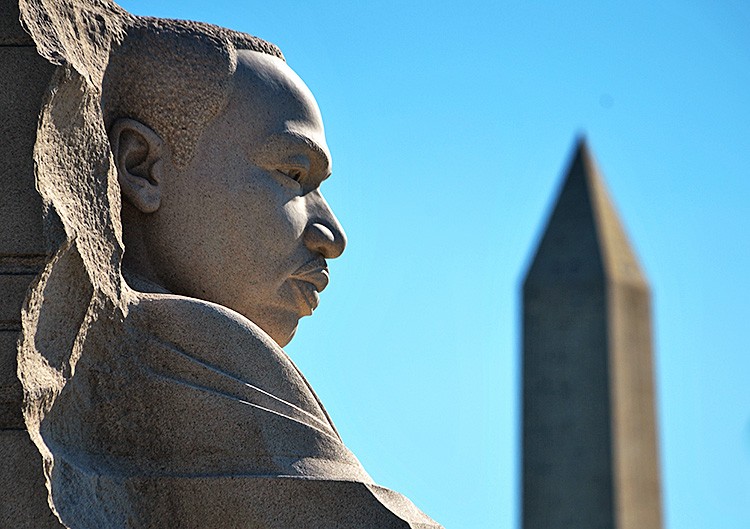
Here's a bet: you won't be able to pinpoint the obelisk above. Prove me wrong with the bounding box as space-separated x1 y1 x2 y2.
522 139 662 529
0 1 62 526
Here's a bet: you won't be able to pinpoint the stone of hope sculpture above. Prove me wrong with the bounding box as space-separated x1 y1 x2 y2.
16 1 443 527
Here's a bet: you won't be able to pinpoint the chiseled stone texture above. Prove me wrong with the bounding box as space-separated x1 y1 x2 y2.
522 140 662 529
0 2 62 526
15 1 443 527
0 45 52 426
0 269 44 428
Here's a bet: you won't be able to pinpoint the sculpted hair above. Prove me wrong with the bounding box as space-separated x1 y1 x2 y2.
102 17 284 168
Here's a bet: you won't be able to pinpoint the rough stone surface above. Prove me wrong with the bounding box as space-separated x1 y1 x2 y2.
0 430 62 528
522 140 662 529
1 2 62 526
13 1 443 527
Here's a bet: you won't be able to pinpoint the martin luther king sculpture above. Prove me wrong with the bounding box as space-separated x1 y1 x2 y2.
15 1 443 527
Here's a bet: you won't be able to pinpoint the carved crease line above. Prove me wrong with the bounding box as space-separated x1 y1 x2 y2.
141 353 339 442
150 369 342 443
145 334 337 435
52 445 366 480
281 348 343 441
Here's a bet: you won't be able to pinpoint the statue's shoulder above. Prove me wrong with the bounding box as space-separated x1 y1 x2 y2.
127 290 277 353
122 290 329 421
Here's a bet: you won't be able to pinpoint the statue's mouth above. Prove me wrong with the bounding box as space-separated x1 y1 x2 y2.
289 258 329 292
291 279 320 316
289 257 329 315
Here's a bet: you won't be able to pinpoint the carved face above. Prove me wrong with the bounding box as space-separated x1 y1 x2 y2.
122 51 346 347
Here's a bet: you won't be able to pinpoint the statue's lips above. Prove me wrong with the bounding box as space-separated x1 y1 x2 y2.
289 258 329 315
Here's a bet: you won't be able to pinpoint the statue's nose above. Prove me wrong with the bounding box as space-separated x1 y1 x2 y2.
303 194 347 259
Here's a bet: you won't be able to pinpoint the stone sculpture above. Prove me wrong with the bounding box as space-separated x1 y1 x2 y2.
15 1 443 527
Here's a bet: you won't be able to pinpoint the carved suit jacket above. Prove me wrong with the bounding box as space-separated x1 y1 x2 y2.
43 291 441 528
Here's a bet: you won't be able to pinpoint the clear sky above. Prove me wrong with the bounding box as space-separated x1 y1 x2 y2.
119 1 750 527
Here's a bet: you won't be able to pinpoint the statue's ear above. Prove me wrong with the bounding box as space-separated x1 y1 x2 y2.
110 118 165 213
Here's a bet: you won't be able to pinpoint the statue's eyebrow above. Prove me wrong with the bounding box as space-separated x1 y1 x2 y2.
260 131 332 179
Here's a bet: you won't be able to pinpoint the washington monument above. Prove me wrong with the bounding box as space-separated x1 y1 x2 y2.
522 140 662 529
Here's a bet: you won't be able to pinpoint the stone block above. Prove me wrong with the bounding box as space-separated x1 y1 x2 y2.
0 429 64 528
0 272 43 428
0 0 35 45
0 46 54 256
0 330 23 428
0 273 36 324
0 331 20 386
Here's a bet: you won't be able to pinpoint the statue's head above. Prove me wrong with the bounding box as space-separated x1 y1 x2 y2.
102 20 346 347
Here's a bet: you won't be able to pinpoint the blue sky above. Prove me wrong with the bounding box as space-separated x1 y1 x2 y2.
119 2 750 527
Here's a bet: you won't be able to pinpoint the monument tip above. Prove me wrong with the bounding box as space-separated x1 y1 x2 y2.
525 137 647 288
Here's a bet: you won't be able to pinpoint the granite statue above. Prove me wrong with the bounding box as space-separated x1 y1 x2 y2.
16 1 443 527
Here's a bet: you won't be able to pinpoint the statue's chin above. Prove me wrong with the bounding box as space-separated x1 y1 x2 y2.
228 308 300 350
271 324 297 349
121 267 300 348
